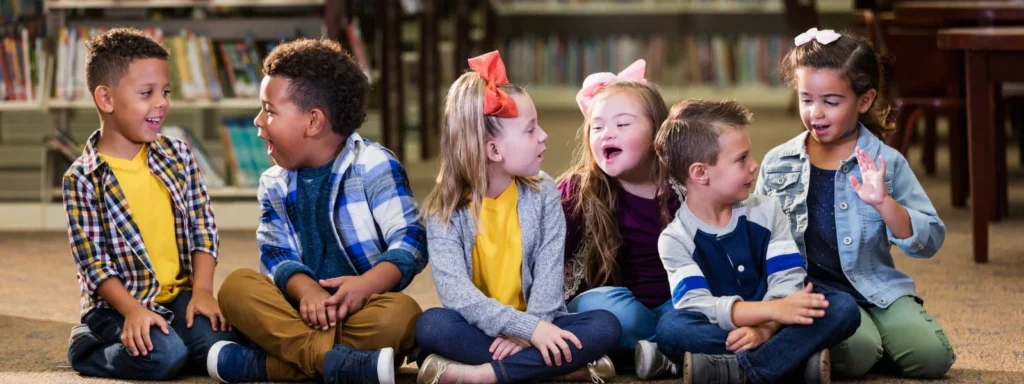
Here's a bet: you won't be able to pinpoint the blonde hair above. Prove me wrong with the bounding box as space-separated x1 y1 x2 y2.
556 81 669 288
423 71 536 227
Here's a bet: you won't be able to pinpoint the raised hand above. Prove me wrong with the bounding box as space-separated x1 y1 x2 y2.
849 147 888 208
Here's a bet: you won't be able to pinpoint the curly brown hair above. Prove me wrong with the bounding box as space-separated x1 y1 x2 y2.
263 38 368 138
86 28 168 93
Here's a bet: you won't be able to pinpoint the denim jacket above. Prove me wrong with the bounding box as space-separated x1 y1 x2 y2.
754 125 945 308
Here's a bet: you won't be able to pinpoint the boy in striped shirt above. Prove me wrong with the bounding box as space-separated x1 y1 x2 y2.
647 100 860 384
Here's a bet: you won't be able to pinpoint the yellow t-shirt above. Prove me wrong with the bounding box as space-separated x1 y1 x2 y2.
471 180 526 311
101 146 189 303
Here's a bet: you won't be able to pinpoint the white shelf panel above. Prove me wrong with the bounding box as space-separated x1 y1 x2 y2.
207 187 258 199
46 0 324 10
525 85 792 109
493 0 852 15
46 98 260 110
0 101 45 112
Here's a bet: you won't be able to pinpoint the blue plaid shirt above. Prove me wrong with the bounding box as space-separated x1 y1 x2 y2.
257 132 427 293
64 131 218 321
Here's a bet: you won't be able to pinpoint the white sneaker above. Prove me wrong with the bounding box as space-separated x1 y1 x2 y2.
635 340 680 380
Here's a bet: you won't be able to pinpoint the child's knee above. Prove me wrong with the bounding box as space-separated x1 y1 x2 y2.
370 293 422 349
890 331 956 379
139 332 188 380
218 268 264 303
582 309 623 350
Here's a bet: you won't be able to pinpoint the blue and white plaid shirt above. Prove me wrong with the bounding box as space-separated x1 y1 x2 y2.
257 132 427 292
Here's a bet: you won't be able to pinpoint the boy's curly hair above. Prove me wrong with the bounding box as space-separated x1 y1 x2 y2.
263 38 368 137
86 28 168 93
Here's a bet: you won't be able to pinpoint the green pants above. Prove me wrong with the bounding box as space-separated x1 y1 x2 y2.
830 296 956 379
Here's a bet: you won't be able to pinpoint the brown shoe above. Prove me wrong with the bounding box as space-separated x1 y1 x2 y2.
416 354 462 384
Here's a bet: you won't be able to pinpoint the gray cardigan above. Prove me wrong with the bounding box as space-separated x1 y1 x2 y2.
426 173 568 341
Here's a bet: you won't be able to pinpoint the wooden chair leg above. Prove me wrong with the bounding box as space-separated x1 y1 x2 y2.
949 109 968 207
923 109 938 175
995 98 1008 219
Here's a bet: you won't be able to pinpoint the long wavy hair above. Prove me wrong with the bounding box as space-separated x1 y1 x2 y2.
422 71 535 228
556 81 670 288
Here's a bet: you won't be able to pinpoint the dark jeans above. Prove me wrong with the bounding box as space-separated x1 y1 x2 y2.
655 289 861 384
415 308 621 384
67 290 242 380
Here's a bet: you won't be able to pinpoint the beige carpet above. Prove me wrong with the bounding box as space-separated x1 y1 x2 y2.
1 109 1022 383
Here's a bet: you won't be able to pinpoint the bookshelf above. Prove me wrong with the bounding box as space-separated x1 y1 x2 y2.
44 0 326 10
482 0 854 108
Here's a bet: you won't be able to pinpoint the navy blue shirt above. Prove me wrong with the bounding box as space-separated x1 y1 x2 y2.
287 159 356 290
806 165 866 302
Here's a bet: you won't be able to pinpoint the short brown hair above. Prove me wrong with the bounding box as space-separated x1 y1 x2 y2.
86 28 168 93
655 99 752 185
262 38 368 138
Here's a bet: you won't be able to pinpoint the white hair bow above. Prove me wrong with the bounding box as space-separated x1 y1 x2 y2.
794 28 841 46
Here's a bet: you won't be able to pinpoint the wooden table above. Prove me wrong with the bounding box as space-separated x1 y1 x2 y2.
938 27 1024 263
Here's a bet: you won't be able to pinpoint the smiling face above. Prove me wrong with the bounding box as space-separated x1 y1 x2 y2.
106 58 170 144
587 90 656 182
703 127 759 203
796 67 876 145
489 92 548 177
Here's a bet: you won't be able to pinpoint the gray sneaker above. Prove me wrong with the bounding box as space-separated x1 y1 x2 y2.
682 352 746 384
634 340 680 379
804 349 831 384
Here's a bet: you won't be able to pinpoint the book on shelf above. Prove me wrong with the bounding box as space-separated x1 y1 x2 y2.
161 126 227 189
503 33 790 89
219 117 272 188
53 27 288 103
1 0 42 24
0 27 45 102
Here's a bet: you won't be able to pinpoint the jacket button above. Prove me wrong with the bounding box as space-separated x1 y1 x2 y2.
776 177 784 184
842 166 851 173
843 237 852 245
738 265 745 272
840 202 848 210
880 299 887 305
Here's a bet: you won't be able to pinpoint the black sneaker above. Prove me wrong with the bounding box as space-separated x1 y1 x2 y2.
323 344 395 384
207 341 268 383
682 352 746 384
803 349 831 384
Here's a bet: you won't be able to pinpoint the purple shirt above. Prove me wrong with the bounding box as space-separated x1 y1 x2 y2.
560 178 681 307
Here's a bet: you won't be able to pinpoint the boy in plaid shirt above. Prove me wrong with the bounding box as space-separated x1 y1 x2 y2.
64 28 239 380
208 38 427 384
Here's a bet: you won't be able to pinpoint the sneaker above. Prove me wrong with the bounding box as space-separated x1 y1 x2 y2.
635 340 680 379
587 355 616 383
323 344 394 384
803 349 831 384
207 341 268 383
416 354 459 384
682 352 746 384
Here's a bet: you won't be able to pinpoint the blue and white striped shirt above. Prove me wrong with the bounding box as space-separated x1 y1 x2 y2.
659 194 806 331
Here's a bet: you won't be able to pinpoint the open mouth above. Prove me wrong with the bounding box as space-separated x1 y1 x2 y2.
811 124 831 134
145 116 163 129
603 147 623 161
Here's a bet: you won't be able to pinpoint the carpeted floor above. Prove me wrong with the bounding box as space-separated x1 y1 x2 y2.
1 109 1022 383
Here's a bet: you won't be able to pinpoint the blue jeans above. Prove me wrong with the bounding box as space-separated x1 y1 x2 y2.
67 290 242 380
568 286 674 352
655 289 860 384
415 308 621 383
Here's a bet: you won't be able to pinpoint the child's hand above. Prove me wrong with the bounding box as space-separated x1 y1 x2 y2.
299 289 333 330
122 307 170 357
849 147 889 208
770 283 829 325
530 321 582 367
321 276 373 324
726 326 771 352
489 336 527 361
186 289 231 332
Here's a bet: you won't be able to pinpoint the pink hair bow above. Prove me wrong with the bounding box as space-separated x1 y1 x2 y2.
576 59 648 116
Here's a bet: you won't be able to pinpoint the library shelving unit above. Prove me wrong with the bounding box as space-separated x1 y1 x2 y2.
479 0 854 109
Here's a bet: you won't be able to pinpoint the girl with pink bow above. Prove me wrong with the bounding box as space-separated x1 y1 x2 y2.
556 59 682 379
416 50 619 384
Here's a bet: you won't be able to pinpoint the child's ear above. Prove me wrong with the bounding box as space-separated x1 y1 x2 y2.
858 89 877 114
485 140 503 163
93 86 114 114
688 162 709 185
305 108 327 137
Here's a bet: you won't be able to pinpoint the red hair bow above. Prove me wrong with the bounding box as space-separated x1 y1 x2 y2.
467 51 519 118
